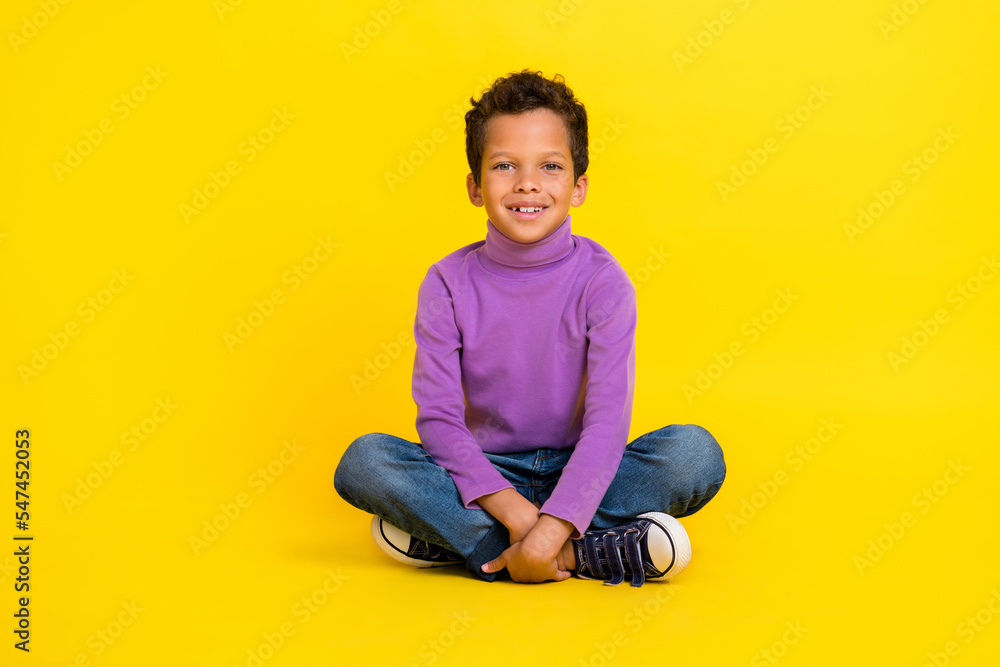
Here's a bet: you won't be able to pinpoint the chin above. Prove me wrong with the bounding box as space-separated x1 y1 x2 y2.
508 227 545 243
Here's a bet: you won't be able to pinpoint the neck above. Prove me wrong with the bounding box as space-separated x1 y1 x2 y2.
482 215 575 272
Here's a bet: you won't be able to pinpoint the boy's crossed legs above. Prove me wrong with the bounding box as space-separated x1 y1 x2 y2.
334 424 726 585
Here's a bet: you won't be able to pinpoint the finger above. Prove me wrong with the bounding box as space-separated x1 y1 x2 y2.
554 569 571 582
482 554 506 573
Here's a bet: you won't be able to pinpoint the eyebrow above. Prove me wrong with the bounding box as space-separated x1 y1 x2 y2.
487 150 567 160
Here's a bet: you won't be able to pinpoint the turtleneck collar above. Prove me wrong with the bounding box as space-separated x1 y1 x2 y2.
480 215 576 276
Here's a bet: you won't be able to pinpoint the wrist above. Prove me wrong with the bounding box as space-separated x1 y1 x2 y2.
524 514 574 558
476 488 539 539
505 510 538 541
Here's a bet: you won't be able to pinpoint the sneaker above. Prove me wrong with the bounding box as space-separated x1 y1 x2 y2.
370 516 464 568
572 512 692 587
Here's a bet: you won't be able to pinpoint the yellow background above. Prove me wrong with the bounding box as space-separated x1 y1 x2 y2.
2 0 999 665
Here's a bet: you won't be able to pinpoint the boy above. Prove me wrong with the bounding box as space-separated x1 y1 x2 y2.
335 69 725 586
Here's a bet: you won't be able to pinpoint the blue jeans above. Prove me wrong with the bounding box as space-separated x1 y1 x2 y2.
334 424 726 581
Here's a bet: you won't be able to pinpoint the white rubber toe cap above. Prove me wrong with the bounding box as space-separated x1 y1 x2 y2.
378 519 411 552
638 512 692 579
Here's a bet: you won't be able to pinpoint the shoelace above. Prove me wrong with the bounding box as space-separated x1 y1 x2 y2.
581 527 645 587
409 539 462 562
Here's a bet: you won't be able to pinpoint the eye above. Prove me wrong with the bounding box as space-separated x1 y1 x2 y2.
543 163 562 171
494 163 513 171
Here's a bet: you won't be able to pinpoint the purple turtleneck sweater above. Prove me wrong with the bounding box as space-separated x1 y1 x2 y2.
411 215 636 538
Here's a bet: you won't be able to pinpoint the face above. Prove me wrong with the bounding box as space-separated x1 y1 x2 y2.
467 108 588 244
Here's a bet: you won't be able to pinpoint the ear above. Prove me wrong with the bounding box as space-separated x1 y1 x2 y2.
571 173 589 207
466 173 484 207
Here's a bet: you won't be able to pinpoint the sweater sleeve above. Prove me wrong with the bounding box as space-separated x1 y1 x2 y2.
411 266 514 508
539 263 637 538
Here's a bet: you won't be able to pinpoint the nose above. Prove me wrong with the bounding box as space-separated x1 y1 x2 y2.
515 172 540 193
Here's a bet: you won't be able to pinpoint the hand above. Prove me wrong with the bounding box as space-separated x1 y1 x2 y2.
481 514 575 583
481 536 571 583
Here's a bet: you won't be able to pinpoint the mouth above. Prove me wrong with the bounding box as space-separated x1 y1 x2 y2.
507 206 547 221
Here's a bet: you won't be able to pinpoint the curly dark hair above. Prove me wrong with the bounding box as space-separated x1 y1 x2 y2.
465 69 589 188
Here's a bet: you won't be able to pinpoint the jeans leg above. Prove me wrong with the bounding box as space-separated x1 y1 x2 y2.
334 432 510 581
589 424 727 530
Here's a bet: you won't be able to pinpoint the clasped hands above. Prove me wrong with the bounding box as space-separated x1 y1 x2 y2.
477 489 576 583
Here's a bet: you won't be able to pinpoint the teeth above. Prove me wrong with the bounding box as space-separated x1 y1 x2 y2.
514 207 542 213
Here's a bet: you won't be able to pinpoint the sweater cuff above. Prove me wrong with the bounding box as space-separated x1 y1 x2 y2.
456 477 515 511
536 503 585 540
